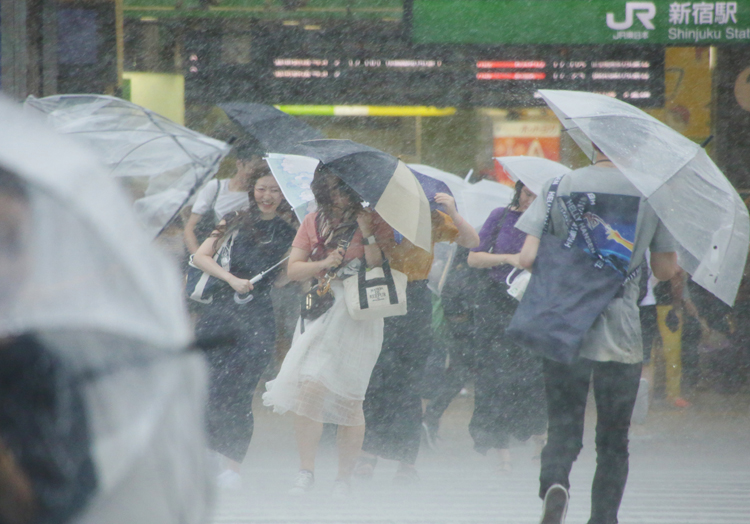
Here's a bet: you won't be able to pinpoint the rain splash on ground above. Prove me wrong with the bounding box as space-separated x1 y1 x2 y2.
208 387 750 524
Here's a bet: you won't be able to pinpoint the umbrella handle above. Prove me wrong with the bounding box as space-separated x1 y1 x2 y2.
234 292 254 304
233 272 265 304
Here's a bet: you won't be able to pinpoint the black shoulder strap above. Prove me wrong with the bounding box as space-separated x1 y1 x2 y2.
208 179 222 223
541 175 565 236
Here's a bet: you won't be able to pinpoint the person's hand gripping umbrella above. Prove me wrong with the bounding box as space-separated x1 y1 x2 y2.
233 256 290 304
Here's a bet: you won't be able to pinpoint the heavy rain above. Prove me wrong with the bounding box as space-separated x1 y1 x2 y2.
1 1 750 523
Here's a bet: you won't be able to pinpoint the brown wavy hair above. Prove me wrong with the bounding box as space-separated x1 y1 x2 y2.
310 164 362 219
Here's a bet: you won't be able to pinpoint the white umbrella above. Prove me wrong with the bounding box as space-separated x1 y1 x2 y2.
494 156 571 196
24 94 231 238
538 89 750 305
0 95 209 523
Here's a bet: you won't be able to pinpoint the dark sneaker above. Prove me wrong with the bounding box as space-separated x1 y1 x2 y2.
540 484 569 524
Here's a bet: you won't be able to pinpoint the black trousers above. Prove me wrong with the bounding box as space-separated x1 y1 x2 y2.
540 358 642 524
468 280 546 453
197 295 275 463
362 280 432 465
422 328 474 430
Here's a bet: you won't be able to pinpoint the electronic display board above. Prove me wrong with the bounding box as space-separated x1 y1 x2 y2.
185 26 664 107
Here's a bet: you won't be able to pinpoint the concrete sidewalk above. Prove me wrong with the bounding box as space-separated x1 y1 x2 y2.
209 388 750 524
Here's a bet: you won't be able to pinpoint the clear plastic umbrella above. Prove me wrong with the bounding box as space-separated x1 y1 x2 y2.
538 89 750 306
493 156 571 196
23 94 231 238
0 95 209 523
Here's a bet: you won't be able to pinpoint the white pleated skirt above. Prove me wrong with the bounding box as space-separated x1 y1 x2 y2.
262 280 384 426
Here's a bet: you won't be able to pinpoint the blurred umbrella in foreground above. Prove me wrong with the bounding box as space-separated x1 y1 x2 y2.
219 102 324 153
24 94 231 238
493 155 571 196
539 89 750 305
0 95 209 524
407 164 514 230
277 140 433 251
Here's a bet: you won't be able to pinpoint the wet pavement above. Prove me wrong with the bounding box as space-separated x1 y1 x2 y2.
210 388 750 524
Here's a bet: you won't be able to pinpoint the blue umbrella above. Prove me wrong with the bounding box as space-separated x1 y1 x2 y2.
408 167 454 213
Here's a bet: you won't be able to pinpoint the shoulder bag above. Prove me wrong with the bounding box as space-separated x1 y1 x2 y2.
343 256 408 321
299 223 358 332
506 175 639 364
185 230 237 304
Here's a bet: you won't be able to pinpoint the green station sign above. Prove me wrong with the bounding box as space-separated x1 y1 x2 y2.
123 0 402 19
412 0 750 45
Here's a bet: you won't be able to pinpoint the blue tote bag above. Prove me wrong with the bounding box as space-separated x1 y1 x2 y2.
507 176 638 365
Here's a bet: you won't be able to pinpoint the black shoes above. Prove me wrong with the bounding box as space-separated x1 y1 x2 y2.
540 484 569 524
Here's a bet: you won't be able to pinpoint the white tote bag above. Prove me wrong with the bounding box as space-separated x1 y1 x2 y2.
506 267 532 301
344 259 408 321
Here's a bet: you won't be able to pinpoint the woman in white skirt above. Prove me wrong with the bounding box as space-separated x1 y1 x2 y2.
263 167 393 497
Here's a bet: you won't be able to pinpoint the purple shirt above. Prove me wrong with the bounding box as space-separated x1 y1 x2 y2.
472 207 527 283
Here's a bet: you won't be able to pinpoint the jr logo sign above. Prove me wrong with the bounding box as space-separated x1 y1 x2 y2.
607 2 657 30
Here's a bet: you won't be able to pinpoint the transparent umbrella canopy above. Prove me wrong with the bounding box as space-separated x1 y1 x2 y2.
1 95 209 524
538 89 750 306
494 156 571 197
24 94 231 238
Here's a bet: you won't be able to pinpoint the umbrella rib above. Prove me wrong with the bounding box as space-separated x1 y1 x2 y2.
141 108 206 166
109 135 198 174
67 128 197 137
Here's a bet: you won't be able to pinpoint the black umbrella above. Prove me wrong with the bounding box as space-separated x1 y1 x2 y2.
219 103 324 153
297 139 432 251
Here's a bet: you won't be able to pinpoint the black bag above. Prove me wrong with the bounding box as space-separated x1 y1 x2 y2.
507 176 639 365
299 223 358 333
301 280 336 324
441 208 513 339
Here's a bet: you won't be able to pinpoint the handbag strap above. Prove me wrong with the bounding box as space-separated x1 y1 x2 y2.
208 179 222 223
358 254 399 309
308 222 359 290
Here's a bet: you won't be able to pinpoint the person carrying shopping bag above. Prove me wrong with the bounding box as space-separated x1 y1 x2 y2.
263 165 393 499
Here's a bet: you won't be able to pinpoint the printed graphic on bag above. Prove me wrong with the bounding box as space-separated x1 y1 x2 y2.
367 285 391 306
571 193 640 277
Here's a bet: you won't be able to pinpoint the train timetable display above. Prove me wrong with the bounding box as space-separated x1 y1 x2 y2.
185 28 664 108
471 51 663 105
267 47 664 107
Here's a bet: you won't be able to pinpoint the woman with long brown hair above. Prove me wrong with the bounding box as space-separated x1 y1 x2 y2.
263 165 393 499
192 165 297 489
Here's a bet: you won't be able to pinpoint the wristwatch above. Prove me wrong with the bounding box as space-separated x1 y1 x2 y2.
362 235 377 246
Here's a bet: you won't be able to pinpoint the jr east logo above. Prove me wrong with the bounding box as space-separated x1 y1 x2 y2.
607 2 657 40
